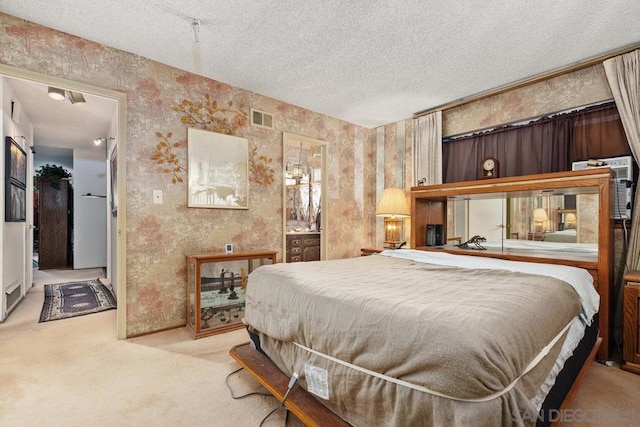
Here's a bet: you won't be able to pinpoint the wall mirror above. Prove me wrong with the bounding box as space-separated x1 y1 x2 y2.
282 133 327 263
446 190 599 248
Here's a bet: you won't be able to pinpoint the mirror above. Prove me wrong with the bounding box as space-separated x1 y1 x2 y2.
282 133 327 263
447 191 599 246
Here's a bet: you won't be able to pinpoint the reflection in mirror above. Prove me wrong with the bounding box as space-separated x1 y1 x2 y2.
283 133 327 263
446 192 599 248
285 144 322 232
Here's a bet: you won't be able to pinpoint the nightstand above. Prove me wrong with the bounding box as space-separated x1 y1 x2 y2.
622 271 640 375
360 248 383 256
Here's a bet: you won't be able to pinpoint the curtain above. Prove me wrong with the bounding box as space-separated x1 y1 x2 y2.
443 116 572 183
571 103 630 161
604 49 640 271
413 111 442 185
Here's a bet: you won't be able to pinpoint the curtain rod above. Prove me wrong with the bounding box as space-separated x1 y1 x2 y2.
413 42 640 119
445 100 615 140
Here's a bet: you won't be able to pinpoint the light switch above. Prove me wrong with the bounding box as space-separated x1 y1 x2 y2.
153 189 163 204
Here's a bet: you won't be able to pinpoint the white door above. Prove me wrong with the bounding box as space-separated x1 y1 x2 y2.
467 198 506 242
25 140 34 293
1 136 31 321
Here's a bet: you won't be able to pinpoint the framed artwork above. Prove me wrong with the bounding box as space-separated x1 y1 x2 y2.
8 184 26 221
6 136 26 186
5 137 27 222
187 128 249 209
110 145 118 216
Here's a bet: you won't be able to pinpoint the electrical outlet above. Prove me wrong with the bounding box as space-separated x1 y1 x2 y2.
153 189 163 204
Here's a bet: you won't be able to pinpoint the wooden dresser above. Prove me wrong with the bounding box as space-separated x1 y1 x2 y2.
286 233 321 263
623 271 640 375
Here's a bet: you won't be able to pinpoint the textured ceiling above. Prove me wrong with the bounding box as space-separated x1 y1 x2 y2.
1 1 640 128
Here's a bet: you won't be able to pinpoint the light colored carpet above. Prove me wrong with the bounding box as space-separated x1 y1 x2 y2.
1 268 640 426
0 268 288 426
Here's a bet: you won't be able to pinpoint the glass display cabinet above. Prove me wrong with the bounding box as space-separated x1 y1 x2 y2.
186 250 277 339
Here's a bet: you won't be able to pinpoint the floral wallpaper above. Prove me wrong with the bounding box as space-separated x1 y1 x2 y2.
0 13 375 336
443 64 613 137
0 12 620 336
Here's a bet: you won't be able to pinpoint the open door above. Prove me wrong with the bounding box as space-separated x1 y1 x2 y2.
1 134 32 321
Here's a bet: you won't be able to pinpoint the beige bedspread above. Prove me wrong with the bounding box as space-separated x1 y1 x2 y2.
244 254 582 426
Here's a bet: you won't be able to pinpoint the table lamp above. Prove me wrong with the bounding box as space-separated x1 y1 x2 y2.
376 188 410 248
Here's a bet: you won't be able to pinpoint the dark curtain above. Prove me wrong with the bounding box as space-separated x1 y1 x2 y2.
443 115 572 183
572 104 630 161
443 102 630 183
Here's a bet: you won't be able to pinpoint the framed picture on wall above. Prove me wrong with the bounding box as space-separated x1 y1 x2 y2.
110 145 118 216
5 137 27 222
7 183 26 222
6 136 26 186
187 128 249 209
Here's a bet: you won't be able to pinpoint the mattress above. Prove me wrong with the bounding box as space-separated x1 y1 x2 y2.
244 250 599 426
482 238 596 253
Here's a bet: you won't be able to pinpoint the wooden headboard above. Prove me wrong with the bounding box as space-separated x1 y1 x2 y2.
410 169 614 361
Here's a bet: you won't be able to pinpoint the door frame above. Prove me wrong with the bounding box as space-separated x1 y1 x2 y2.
282 132 328 262
0 63 128 339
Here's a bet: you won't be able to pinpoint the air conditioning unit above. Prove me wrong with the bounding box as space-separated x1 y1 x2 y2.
572 155 634 219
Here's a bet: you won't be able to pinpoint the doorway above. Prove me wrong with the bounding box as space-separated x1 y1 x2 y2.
282 133 328 262
0 63 127 339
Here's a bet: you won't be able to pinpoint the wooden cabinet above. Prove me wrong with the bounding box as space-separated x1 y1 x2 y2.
622 271 640 375
286 233 320 263
410 169 613 361
38 180 71 269
186 250 277 339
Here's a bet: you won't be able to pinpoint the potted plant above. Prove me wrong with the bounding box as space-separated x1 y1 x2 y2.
34 164 72 190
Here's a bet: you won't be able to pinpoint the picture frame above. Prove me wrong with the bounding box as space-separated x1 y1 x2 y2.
187 128 249 209
5 137 27 222
109 145 118 216
6 136 26 186
7 183 26 222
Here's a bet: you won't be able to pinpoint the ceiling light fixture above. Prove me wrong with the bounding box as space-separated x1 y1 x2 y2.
67 91 86 105
48 86 87 105
190 18 201 43
48 86 66 101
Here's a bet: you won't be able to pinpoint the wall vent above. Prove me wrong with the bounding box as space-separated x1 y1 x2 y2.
6 283 22 313
251 109 274 129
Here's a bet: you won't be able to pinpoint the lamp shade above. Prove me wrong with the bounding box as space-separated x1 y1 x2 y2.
564 213 577 228
533 208 548 221
376 188 410 218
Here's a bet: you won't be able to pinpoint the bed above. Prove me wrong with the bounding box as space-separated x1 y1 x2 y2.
241 249 600 426
481 237 596 253
542 229 578 244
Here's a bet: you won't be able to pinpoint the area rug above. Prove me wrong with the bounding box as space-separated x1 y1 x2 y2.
39 279 117 323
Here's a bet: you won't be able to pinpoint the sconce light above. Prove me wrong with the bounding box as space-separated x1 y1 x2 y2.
94 137 115 146
533 208 548 232
376 188 410 248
